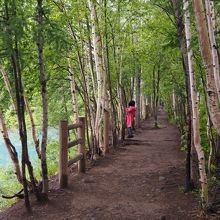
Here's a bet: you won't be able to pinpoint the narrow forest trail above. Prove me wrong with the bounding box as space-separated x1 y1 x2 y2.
1 110 203 220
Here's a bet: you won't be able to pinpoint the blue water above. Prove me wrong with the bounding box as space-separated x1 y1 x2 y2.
0 127 58 168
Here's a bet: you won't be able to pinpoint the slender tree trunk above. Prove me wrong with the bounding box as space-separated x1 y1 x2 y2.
37 0 48 196
172 90 177 119
171 0 194 190
66 15 96 157
69 60 93 153
11 53 30 210
69 62 79 120
84 71 92 152
119 74 126 141
0 110 22 183
104 0 117 147
0 65 17 112
23 92 41 158
207 117 216 175
5 0 41 210
86 15 97 110
184 0 208 206
115 56 123 141
67 18 95 156
200 69 216 178
75 33 96 158
205 0 220 100
88 0 106 153
117 39 126 140
141 81 146 120
15 39 41 206
110 4 126 142
100 31 108 150
150 95 153 116
153 65 156 126
155 66 160 127
192 0 220 136
135 69 141 128
153 65 160 128
0 65 40 158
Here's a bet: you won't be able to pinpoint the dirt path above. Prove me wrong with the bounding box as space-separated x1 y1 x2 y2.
0 111 202 220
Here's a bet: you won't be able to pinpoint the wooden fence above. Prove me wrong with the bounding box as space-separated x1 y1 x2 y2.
59 117 86 188
58 107 151 188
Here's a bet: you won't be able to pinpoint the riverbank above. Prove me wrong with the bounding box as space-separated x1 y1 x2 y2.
0 140 64 210
0 127 59 168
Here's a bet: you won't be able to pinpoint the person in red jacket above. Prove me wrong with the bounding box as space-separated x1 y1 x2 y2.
125 100 136 138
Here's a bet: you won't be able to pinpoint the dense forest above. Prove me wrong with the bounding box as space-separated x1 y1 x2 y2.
1 0 220 213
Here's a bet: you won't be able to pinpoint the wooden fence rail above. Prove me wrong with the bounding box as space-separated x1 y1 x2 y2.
59 117 86 188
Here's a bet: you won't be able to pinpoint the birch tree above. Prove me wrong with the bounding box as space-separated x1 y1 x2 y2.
170 0 194 190
135 70 141 128
23 92 41 158
0 65 17 112
69 61 79 121
88 0 107 154
37 0 48 196
153 64 161 128
0 110 22 184
3 0 41 210
204 0 220 101
192 0 220 136
184 0 208 206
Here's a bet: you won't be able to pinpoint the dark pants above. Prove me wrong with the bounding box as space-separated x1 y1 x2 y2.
128 127 133 137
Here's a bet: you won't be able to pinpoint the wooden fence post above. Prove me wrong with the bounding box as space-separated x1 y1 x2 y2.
104 109 110 155
59 120 68 188
78 117 86 173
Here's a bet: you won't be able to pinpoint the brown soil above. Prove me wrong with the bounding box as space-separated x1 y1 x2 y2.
0 111 210 219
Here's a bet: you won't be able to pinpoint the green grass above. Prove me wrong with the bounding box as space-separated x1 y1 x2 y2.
0 140 78 211
0 166 22 210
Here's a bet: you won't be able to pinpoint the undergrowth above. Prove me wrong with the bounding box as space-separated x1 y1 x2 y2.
0 140 77 211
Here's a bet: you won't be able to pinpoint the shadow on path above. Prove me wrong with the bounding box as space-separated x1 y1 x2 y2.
0 110 202 220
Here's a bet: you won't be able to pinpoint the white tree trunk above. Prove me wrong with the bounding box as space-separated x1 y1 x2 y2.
172 90 176 119
135 72 141 128
88 0 106 151
205 0 220 101
37 0 48 194
150 94 153 116
207 117 215 176
23 92 40 158
0 65 17 112
172 90 177 119
193 0 220 137
140 80 146 120
118 83 123 140
69 61 79 121
119 58 125 140
0 110 22 183
184 0 208 205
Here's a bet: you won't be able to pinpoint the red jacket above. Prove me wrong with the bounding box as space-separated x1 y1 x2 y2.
125 106 136 128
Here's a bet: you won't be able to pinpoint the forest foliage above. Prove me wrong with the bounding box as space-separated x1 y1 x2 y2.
0 0 220 211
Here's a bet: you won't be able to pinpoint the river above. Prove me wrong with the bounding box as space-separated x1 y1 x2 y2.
0 127 58 168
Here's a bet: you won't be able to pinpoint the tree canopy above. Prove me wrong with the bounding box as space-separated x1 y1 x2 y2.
0 0 220 212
